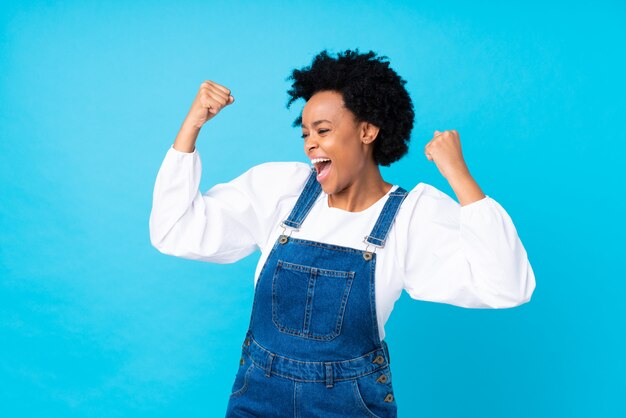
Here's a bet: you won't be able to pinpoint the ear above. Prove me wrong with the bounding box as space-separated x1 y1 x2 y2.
361 121 380 144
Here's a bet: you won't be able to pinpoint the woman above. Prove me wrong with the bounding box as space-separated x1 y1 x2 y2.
149 49 536 417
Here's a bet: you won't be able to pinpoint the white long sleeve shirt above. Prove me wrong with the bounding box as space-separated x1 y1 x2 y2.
149 146 536 340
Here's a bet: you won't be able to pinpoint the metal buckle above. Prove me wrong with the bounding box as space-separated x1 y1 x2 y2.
362 236 384 260
363 236 384 251
363 236 385 249
280 222 299 236
279 222 298 244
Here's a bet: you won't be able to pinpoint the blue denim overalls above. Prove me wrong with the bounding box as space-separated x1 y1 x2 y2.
226 166 408 417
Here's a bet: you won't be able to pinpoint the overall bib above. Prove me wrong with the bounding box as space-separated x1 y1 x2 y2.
226 167 408 417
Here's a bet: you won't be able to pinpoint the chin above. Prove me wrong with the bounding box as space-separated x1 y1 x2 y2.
319 181 335 195
322 180 344 197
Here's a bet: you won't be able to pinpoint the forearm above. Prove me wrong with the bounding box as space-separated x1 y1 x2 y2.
447 170 486 206
173 121 201 153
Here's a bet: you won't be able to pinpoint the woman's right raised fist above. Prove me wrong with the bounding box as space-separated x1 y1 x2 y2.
184 80 235 129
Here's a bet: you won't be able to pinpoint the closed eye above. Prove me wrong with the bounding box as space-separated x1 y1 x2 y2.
301 129 330 139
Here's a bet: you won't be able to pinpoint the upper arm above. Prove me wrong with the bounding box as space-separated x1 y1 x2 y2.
399 184 535 308
149 150 311 264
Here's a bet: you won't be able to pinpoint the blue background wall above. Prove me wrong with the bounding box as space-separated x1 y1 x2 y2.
1 1 624 417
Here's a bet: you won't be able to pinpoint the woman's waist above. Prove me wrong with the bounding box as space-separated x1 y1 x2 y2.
241 332 391 382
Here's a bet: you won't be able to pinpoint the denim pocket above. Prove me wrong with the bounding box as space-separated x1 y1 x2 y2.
229 351 254 398
352 367 397 418
271 260 355 341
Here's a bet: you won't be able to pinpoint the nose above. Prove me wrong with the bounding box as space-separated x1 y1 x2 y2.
304 135 318 154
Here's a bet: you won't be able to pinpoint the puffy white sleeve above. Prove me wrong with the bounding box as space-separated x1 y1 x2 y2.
149 146 311 264
398 183 536 308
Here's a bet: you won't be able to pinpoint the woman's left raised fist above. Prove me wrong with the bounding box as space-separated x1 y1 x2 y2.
424 130 470 181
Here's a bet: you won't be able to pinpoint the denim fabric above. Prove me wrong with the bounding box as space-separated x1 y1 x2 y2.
226 167 408 417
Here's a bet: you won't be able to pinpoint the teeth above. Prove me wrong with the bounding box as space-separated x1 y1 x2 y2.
311 158 331 165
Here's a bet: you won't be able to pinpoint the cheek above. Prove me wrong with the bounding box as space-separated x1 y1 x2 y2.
331 154 362 180
326 136 364 172
339 145 367 167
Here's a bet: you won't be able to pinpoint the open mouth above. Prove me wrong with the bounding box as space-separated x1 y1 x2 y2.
312 158 332 181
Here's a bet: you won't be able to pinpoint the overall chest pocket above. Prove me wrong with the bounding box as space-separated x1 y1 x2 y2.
271 260 355 341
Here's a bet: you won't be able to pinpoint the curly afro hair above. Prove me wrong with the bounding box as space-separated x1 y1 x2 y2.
286 48 414 167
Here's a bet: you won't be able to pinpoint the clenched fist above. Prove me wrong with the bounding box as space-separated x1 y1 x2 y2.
184 80 235 129
424 129 486 206
173 80 235 153
424 130 470 181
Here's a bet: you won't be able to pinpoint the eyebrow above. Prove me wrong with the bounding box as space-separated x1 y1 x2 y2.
301 119 332 129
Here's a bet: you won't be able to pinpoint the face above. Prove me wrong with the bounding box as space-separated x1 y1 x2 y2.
301 90 377 195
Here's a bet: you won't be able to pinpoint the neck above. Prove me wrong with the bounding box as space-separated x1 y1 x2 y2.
328 165 393 212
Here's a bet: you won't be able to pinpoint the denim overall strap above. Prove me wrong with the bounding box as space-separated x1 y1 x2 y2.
280 167 321 230
363 187 408 248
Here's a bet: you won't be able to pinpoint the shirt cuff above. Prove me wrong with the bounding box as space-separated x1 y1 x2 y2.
461 194 489 207
459 195 492 216
458 195 512 228
169 144 197 155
